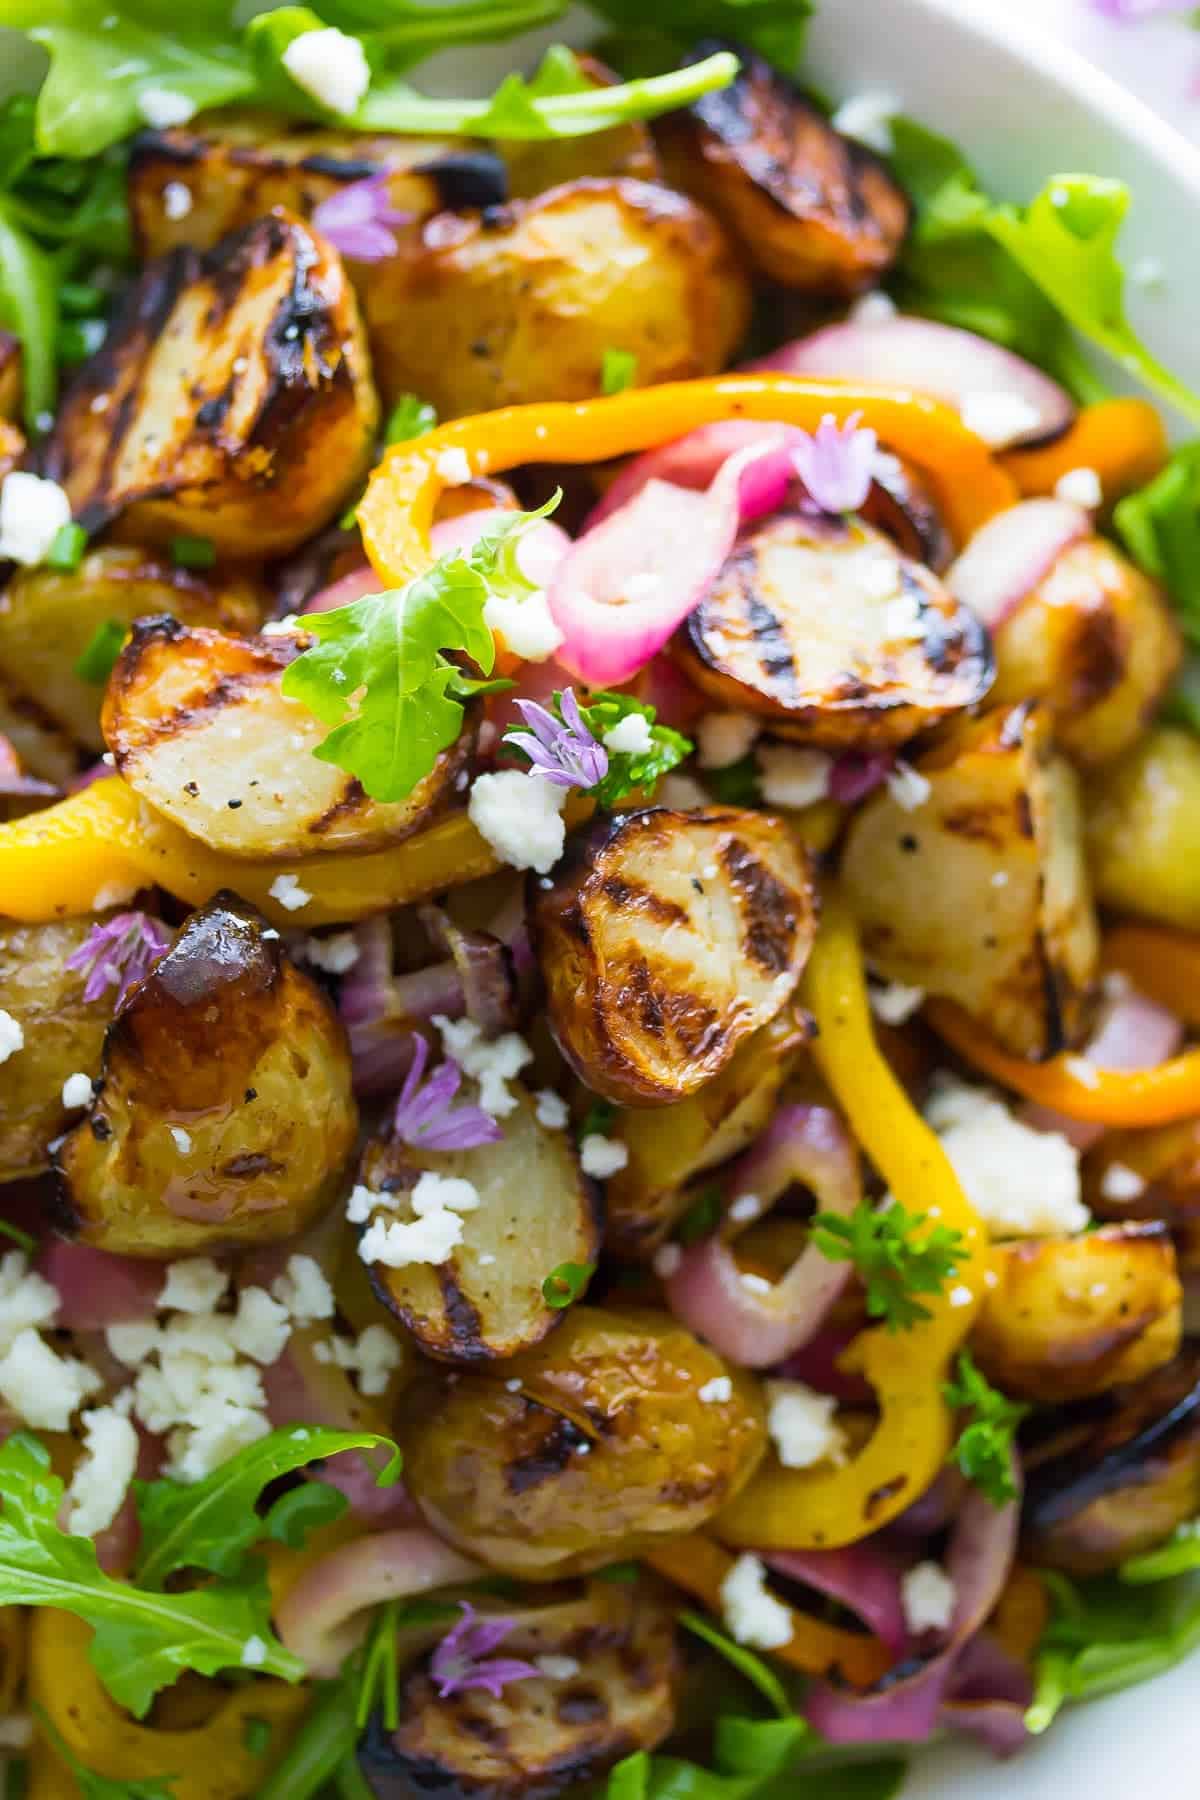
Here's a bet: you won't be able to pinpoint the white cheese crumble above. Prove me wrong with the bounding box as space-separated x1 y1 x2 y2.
831 89 900 154
268 873 312 912
757 744 832 810
484 587 564 663
534 1089 569 1131
925 1074 1089 1238
886 761 931 812
347 1182 389 1225
302 931 360 975
161 180 193 221
0 1009 23 1064
1054 466 1103 509
61 1072 93 1109
241 1635 269 1668
280 28 370 116
434 448 472 486
728 1193 763 1224
697 1375 733 1404
159 1257 227 1316
695 711 760 770
902 1560 957 1636
0 1329 101 1431
0 1718 32 1749
535 1654 581 1681
580 1133 629 1179
468 770 567 875
230 1286 292 1366
321 1324 403 1396
359 1208 463 1269
137 87 195 129
169 1127 192 1154
869 981 926 1026
434 1014 533 1119
652 1243 682 1279
720 1553 793 1650
658 772 709 810
959 391 1042 448
1099 1162 1147 1203
848 290 898 325
0 472 72 567
270 1254 335 1325
741 1272 771 1296
412 1170 481 1215
604 712 654 755
764 1380 847 1470
0 1253 58 1355
67 1404 139 1537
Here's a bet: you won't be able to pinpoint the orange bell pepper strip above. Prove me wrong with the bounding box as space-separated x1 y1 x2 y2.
716 891 989 1551
999 398 1167 505
1103 922 1200 1032
643 1534 891 1688
926 995 1200 1127
358 375 1017 588
990 1566 1049 1668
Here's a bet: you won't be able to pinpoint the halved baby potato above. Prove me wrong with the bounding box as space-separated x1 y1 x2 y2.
359 1085 599 1364
46 210 377 558
841 702 1099 1059
0 676 78 785
530 806 818 1107
0 916 112 1180
1086 727 1200 932
102 618 474 860
53 893 357 1257
658 42 910 293
673 514 993 750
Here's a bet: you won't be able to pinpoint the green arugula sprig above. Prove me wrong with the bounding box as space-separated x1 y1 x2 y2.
810 1199 967 1332
1114 442 1200 645
32 1706 175 1800
584 0 813 77
942 1351 1028 1507
1027 1565 1200 1735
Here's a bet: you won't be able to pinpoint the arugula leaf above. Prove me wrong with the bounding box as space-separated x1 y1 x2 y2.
1027 1567 1200 1734
584 0 813 75
574 690 692 807
0 1434 303 1717
811 1199 967 1332
1121 1520 1200 1585
1114 442 1200 641
942 1350 1028 1506
677 1610 794 1720
607 1716 807 1800
135 1424 400 1589
263 1480 350 1550
0 197 58 428
32 1707 176 1800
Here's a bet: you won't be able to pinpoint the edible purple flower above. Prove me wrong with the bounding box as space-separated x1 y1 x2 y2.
792 412 879 516
393 1033 501 1151
311 174 410 262
505 689 609 791
1090 0 1193 17
66 911 172 1006
429 1603 540 1700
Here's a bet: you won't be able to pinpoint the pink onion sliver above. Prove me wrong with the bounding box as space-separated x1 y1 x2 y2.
429 507 572 590
775 1324 873 1405
1020 986 1184 1151
584 421 805 529
946 498 1090 629
317 1449 421 1527
301 563 384 615
764 1546 908 1657
37 1239 163 1329
277 1528 484 1675
828 751 894 807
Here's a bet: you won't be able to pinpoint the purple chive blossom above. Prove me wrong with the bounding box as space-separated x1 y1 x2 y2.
66 911 172 1006
505 689 608 791
311 174 410 262
393 1033 501 1151
1090 0 1193 16
792 412 880 517
429 1604 540 1700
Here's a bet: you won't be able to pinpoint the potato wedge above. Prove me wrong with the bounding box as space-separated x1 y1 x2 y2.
500 56 661 200
990 538 1181 768
970 1222 1182 1403
358 1086 599 1364
403 1306 765 1576
0 332 20 422
46 211 377 558
1086 726 1200 931
0 917 112 1180
0 547 268 753
53 892 357 1256
531 806 818 1107
0 676 78 786
103 617 473 860
658 42 909 293
361 177 750 417
673 513 992 749
841 703 1099 1058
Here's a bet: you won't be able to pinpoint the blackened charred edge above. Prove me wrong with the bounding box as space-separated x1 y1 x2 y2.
415 150 508 212
599 874 690 927
128 127 207 170
308 776 370 837
506 1407 591 1495
430 1263 489 1362
298 150 383 182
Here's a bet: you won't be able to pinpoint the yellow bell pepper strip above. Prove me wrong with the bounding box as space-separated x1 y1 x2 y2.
1103 922 1200 1032
926 995 1200 1128
358 375 1018 589
643 1534 891 1688
716 891 989 1551
999 398 1167 506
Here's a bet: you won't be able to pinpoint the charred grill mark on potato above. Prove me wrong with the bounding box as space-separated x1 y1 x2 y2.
530 808 817 1108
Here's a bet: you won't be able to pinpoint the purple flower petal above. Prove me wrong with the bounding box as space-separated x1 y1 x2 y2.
791 412 880 517
1090 0 1193 15
393 1035 501 1151
312 174 410 264
66 912 171 1007
429 1604 540 1700
505 689 609 793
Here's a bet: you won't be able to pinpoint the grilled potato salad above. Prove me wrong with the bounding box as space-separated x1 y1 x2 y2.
1086 726 1200 930
0 916 111 1179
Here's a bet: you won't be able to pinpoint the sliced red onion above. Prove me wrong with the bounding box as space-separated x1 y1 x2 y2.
747 316 1074 450
418 905 517 1041
301 562 384 616
429 506 571 589
774 1323 874 1405
0 733 56 804
665 1105 859 1368
886 1468 967 1544
941 1632 1033 1756
37 1239 163 1329
338 917 463 1098
584 422 806 530
946 499 1090 630
765 1545 908 1658
1020 985 1184 1151
828 751 895 807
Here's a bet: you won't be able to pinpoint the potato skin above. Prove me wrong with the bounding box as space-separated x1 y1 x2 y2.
970 1222 1182 1404
841 702 1100 1059
403 1306 766 1576
53 892 357 1257
0 917 112 1180
658 42 909 293
361 178 750 417
531 807 818 1108
1086 727 1200 931
46 210 377 558
0 676 78 785
673 513 993 749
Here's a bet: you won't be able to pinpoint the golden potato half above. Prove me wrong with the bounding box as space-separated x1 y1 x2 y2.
0 916 112 1180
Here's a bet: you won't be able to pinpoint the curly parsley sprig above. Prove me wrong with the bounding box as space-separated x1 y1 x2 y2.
943 1350 1029 1507
810 1199 967 1332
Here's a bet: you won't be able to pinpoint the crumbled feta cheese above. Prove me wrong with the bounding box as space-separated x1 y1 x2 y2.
268 873 311 912
765 1380 847 1470
468 770 567 875
106 1321 161 1366
720 1554 793 1650
580 1133 629 1179
959 391 1042 448
902 1560 956 1635
0 1010 22 1064
0 1329 101 1431
301 932 360 975
757 744 832 810
347 1182 391 1225
925 1075 1088 1237
434 1014 533 1119
241 1635 269 1668
698 1376 733 1404
169 1126 192 1154
359 1208 463 1269
728 1194 763 1224
478 1253 496 1266
137 87 195 129
535 1654 581 1680
162 180 193 221
652 1243 682 1279
67 1404 139 1537
270 1254 335 1325
434 447 472 486
280 27 370 115
0 472 72 567
159 1257 227 1316
848 290 898 325
412 1170 481 1215
741 1272 771 1295
484 587 564 662
831 89 900 153
886 761 931 811
162 1389 271 1483
1100 1162 1147 1203
604 712 654 755
230 1286 292 1365
658 773 709 810
61 1072 93 1109
326 1323 402 1397
534 1089 569 1131
1054 466 1103 509
696 711 759 770
0 1253 59 1357
869 981 926 1026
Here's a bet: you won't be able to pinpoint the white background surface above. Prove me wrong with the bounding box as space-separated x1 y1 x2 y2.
1006 0 1198 141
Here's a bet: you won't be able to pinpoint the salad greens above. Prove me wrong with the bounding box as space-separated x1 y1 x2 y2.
608 1717 907 1800
1028 1567 1200 1735
677 1611 795 1720
943 1351 1028 1506
810 1200 967 1332
584 0 812 76
1115 441 1200 642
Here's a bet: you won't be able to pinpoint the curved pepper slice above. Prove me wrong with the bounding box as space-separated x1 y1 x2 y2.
716 891 988 1551
999 398 1167 505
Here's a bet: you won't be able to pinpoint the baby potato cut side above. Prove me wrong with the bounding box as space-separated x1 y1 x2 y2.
0 916 112 1180
103 617 472 860
46 210 377 558
530 807 818 1107
53 892 357 1256
1086 726 1200 931
841 702 1099 1059
359 1086 599 1364
402 1306 766 1577
673 513 993 750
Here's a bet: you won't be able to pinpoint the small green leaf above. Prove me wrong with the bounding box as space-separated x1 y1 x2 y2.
942 1350 1028 1506
1121 1520 1200 1584
541 1261 595 1308
812 1199 967 1332
385 393 438 445
580 1098 617 1138
679 1611 794 1720
74 618 127 685
1115 444 1200 643
356 1599 400 1731
45 520 88 572
594 1560 641 1583
0 1217 36 1254
170 534 216 571
601 348 638 395
573 690 692 808
0 197 58 431
705 754 762 807
263 1480 349 1549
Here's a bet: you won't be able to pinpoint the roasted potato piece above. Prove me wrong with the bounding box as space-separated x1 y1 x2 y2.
673 514 992 749
361 178 750 417
46 211 377 558
989 538 1181 768
362 1580 679 1800
1023 1351 1200 1573
0 677 79 786
0 332 20 422
0 917 111 1180
970 1222 1181 1404
841 703 1099 1059
53 893 357 1256
103 617 472 860
403 1306 766 1576
0 547 268 754
658 42 909 293
531 807 817 1108
500 56 661 200
359 1086 599 1364
1086 1121 1200 1250
1086 727 1200 931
